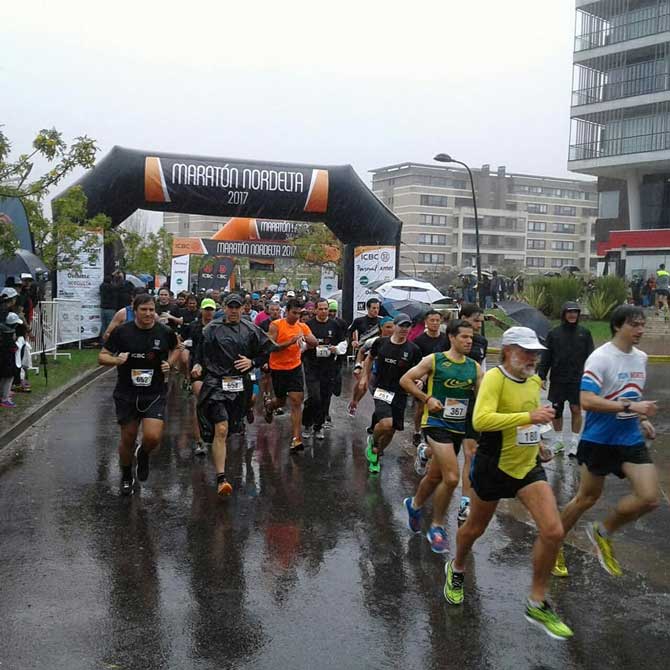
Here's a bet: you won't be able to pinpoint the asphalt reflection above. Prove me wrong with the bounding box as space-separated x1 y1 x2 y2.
0 366 668 669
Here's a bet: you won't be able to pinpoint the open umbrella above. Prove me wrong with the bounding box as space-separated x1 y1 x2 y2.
371 278 446 303
380 299 430 321
497 300 551 342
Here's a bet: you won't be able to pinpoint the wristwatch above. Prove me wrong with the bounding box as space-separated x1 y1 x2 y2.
621 400 632 412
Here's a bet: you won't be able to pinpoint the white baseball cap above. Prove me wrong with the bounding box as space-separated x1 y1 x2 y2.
1 287 18 300
501 326 546 350
286 290 296 297
5 312 22 326
20 273 33 280
271 295 281 303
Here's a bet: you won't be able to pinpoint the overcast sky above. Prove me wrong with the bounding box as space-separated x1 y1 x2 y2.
2 0 587 205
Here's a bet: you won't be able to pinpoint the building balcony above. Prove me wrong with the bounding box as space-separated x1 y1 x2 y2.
575 2 670 53
570 128 670 160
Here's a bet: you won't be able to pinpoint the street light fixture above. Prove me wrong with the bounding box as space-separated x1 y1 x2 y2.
433 153 482 302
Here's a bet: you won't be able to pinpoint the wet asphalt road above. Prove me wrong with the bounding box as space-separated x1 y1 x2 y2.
0 366 669 670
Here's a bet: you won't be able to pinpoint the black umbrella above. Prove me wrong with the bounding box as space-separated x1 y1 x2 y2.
497 300 551 342
0 249 49 285
380 299 430 321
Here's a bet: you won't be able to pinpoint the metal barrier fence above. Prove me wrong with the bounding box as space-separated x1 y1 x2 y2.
29 299 83 365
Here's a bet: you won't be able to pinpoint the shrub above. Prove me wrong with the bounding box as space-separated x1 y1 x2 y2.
586 290 618 320
522 282 548 311
593 276 628 308
544 277 583 319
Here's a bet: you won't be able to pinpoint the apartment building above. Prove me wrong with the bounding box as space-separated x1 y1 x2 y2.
370 163 597 277
569 0 670 276
163 213 228 238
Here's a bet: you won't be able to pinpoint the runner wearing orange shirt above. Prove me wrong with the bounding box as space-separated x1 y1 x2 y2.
265 299 318 452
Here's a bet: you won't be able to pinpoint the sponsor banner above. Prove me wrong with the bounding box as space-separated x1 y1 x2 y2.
145 156 329 215
170 255 190 294
212 217 310 241
353 245 396 317
172 237 296 259
198 256 234 291
56 231 104 339
320 266 338 298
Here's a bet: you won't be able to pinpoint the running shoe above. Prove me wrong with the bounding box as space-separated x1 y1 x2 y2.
120 476 135 496
412 432 422 448
443 560 464 605
324 417 333 429
314 428 325 440
414 442 429 476
246 407 255 424
347 402 357 417
194 442 207 457
263 396 274 424
586 522 622 576
457 498 471 527
135 444 150 482
366 435 380 474
274 408 285 416
403 497 422 533
525 600 573 640
426 525 448 554
302 429 312 440
551 547 569 578
0 399 16 408
290 438 304 453
217 478 233 497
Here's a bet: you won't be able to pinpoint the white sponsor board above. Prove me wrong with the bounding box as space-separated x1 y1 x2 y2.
320 266 338 298
170 255 190 294
353 245 396 317
56 231 104 339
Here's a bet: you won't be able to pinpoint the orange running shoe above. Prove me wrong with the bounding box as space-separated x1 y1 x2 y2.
217 478 233 497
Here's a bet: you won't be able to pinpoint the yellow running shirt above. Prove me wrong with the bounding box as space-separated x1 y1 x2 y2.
472 366 542 479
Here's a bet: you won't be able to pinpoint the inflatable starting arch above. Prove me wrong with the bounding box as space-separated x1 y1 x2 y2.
53 146 402 320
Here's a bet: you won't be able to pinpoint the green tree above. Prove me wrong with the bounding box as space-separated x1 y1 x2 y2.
119 226 173 276
0 126 98 199
28 186 112 275
292 223 342 273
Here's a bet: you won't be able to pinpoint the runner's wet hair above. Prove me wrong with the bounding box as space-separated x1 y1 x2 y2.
460 303 482 319
286 298 303 312
366 297 381 308
610 304 645 335
447 319 473 338
133 293 156 311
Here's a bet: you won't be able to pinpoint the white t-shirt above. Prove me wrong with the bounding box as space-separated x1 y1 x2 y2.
580 341 647 446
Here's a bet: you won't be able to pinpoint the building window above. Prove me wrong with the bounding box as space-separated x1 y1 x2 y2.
526 257 546 268
598 191 620 219
528 221 547 232
429 177 449 187
417 233 447 245
527 239 546 249
551 258 574 268
452 180 467 189
581 207 598 217
455 197 474 208
549 222 576 234
527 203 548 214
551 240 575 251
555 205 576 216
420 195 450 207
419 253 446 264
419 214 448 226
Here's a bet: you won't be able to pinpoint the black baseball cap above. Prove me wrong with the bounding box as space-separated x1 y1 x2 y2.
224 293 243 307
393 313 412 326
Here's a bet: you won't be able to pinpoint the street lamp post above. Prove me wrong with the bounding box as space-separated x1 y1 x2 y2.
433 153 482 304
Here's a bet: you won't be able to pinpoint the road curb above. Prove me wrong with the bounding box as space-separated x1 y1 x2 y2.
0 365 111 452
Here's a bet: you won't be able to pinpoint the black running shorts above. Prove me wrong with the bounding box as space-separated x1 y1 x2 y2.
271 365 304 398
113 390 167 425
422 426 463 455
470 453 547 502
373 395 407 432
577 440 652 479
197 389 245 443
548 382 581 414
464 402 480 441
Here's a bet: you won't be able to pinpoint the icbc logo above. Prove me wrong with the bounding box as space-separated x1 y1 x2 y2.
381 251 391 262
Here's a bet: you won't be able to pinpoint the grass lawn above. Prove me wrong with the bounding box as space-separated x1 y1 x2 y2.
0 348 101 434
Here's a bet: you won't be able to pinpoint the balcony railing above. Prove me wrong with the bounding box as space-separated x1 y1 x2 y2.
569 129 670 160
572 70 670 106
575 12 670 52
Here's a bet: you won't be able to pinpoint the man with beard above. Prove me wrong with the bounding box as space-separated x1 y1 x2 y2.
301 299 347 440
191 294 275 496
443 327 572 641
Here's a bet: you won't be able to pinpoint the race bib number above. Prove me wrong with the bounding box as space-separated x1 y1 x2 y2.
131 369 154 387
517 424 541 447
374 387 395 404
222 376 244 392
316 345 331 358
183 339 193 348
443 398 468 420
250 371 258 382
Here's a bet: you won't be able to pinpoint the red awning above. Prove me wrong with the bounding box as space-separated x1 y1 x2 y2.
597 229 670 256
